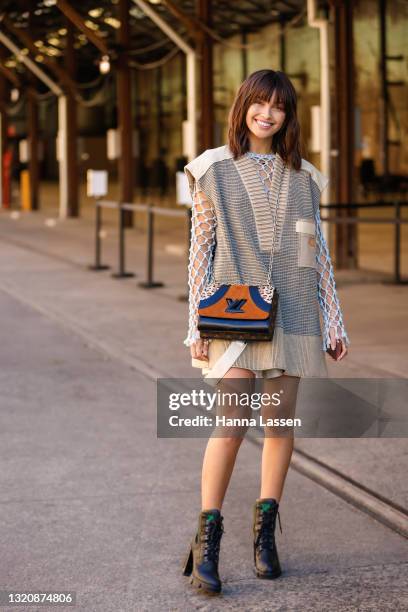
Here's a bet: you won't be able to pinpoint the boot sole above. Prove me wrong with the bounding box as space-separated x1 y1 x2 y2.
254 568 282 580
189 575 221 595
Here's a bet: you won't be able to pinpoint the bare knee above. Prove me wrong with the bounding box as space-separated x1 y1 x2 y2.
216 435 245 450
263 426 295 439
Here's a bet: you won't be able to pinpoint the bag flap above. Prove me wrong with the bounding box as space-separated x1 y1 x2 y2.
198 285 272 320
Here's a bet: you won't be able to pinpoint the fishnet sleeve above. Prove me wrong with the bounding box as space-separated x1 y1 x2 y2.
183 182 217 347
314 204 351 351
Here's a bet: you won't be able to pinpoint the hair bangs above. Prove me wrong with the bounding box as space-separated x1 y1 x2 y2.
248 73 287 109
227 69 303 170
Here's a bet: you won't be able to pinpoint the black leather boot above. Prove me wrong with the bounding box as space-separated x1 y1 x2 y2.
182 508 225 595
253 498 283 579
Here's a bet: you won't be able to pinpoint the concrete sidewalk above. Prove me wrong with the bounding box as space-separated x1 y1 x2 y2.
1 282 407 611
0 208 407 610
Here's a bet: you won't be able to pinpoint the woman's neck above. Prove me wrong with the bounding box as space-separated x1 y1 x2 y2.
247 134 273 154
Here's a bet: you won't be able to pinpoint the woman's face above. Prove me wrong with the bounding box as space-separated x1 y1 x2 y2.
245 91 286 142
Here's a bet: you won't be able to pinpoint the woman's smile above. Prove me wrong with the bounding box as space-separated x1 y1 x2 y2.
254 118 276 130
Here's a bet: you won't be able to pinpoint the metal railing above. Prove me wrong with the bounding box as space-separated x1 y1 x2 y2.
320 201 408 284
88 199 190 289
89 199 407 287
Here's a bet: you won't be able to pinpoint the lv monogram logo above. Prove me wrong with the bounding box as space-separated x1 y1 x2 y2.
225 298 246 313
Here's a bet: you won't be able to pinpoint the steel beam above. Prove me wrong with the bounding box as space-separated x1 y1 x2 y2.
132 0 198 160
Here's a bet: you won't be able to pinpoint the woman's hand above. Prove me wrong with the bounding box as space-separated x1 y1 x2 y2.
328 327 348 361
190 338 210 361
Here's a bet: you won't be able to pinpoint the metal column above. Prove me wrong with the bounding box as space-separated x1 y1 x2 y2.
65 19 79 217
27 89 39 210
334 0 357 269
117 0 134 227
197 0 214 150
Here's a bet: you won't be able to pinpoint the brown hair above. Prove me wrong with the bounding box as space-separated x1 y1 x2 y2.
227 69 303 171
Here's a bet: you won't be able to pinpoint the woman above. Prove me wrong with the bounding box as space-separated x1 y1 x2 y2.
181 69 350 595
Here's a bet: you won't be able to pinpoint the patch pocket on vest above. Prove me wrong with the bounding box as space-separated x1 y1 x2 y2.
296 218 317 269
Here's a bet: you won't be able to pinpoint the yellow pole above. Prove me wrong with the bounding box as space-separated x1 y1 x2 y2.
21 169 31 210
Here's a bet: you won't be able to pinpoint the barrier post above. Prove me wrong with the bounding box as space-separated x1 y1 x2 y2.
20 169 31 211
89 200 110 271
138 202 164 288
112 203 135 279
394 201 401 284
393 201 408 285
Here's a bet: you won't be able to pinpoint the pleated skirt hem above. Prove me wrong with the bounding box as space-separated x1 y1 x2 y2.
191 326 329 379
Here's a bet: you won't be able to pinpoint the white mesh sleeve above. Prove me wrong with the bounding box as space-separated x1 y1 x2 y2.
183 183 217 347
314 204 351 351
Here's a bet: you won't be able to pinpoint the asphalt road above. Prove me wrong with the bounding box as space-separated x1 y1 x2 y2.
0 283 407 611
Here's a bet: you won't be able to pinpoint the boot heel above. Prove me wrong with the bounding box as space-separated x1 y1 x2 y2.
182 544 193 576
183 509 224 595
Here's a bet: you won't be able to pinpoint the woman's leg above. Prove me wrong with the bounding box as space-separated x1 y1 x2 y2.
259 374 300 501
201 367 254 510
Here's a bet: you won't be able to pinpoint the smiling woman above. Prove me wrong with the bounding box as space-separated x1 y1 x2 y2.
181 68 350 597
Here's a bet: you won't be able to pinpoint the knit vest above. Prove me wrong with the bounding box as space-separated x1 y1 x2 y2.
184 144 330 341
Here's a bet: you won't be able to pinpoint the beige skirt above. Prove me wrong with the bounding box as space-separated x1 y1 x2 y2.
191 326 328 379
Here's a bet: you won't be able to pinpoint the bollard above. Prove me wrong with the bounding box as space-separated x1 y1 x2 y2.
393 201 408 285
138 203 164 288
394 201 401 284
89 201 110 271
20 170 31 211
112 204 135 279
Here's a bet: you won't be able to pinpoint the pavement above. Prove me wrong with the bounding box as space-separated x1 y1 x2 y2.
0 204 407 611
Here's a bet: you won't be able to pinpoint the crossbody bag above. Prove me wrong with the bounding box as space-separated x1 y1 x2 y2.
197 158 281 342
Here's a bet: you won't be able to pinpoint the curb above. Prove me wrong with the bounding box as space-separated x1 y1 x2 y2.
249 438 408 538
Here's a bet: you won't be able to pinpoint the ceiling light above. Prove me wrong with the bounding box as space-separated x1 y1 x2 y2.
130 7 144 18
104 17 121 29
89 8 104 18
10 88 19 102
99 55 111 74
85 20 99 31
47 47 62 56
